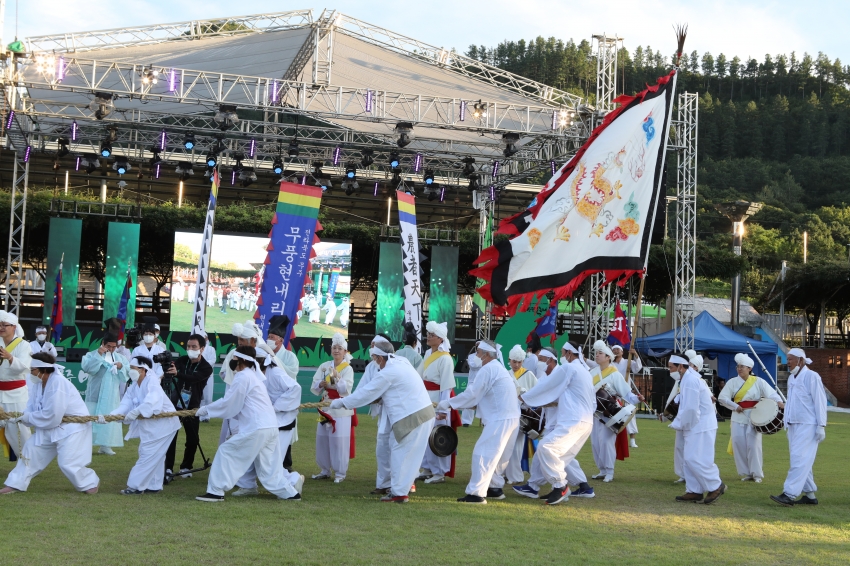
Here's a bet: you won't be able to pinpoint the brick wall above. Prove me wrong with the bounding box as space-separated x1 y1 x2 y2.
806 349 850 406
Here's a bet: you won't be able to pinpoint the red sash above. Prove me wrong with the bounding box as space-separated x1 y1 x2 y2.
615 429 630 461
0 380 26 391
322 389 357 459
738 400 758 409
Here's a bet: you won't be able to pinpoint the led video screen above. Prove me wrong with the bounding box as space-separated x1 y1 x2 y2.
294 240 352 339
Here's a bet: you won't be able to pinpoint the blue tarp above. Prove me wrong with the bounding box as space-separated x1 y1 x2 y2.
636 311 779 383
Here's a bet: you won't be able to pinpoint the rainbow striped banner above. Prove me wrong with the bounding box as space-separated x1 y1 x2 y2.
396 190 422 342
255 182 323 344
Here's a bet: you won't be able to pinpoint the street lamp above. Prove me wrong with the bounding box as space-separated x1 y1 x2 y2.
715 200 763 329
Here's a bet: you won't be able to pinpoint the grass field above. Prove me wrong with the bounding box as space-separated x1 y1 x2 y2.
2 414 849 565
169 299 261 334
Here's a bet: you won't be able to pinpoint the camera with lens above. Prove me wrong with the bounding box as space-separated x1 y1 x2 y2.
153 350 174 367
153 350 180 405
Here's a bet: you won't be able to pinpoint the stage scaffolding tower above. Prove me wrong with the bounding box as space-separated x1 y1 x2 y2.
673 92 698 353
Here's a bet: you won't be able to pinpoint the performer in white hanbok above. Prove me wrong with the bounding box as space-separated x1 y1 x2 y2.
589 341 642 482
231 343 302 496
82 334 128 455
417 320 459 484
461 342 481 426
0 311 33 460
354 335 395 495
438 340 519 503
195 347 303 502
310 333 355 483
106 356 180 494
504 345 537 484
198 330 217 421
30 326 58 359
669 354 726 504
515 343 596 505
771 348 828 507
131 321 166 382
187 283 196 303
611 345 643 448
306 295 321 323
1 353 100 495
332 341 435 503
522 334 548 380
338 297 350 328
718 353 784 483
322 294 338 325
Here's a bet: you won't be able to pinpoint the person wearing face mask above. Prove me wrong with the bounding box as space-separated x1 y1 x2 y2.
30 325 58 359
1 353 99 495
0 311 33 461
669 354 726 504
218 321 263 446
611 345 642 448
771 348 827 507
395 322 423 369
104 357 180 494
416 320 460 484
354 334 395 495
154 324 167 348
461 341 481 427
310 333 355 483
197 330 217 421
163 334 213 480
131 321 166 383
504 344 538 484
718 353 785 483
195 346 304 502
437 340 519 504
81 333 128 455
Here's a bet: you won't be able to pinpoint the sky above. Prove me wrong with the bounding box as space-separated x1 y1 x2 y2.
4 1 848 65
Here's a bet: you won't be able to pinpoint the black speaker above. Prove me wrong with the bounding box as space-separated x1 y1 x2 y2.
65 348 88 363
349 358 367 373
650 367 675 412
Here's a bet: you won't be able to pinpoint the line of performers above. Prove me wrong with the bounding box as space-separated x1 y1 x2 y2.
0 307 830 507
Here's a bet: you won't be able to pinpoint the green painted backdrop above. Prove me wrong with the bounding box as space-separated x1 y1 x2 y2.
429 245 459 343
43 217 82 327
102 222 139 327
375 241 405 341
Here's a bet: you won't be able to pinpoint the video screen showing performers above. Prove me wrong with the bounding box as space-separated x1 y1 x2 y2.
294 240 352 339
169 230 269 333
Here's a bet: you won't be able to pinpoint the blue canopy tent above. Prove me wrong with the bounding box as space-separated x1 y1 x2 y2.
635 311 779 384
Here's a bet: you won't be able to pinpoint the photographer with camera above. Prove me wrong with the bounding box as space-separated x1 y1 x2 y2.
164 334 212 479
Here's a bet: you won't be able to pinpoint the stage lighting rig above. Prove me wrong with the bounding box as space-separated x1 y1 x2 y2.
57 137 70 158
394 122 414 148
214 104 239 130
99 140 112 158
239 167 257 188
468 174 481 192
427 189 437 201
273 157 284 175
360 149 374 168
342 179 360 196
501 133 520 157
183 133 196 151
288 138 300 157
175 162 194 181
389 151 401 170
312 162 331 190
206 153 218 168
472 100 488 119
112 158 131 175
423 169 435 186
140 66 160 85
461 157 476 177
81 155 100 174
345 162 357 179
89 93 114 120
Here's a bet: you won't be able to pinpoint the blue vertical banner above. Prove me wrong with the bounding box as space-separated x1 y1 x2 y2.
254 182 323 346
328 269 340 299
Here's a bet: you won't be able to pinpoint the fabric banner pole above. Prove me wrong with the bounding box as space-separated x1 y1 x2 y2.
429 246 459 343
396 190 423 344
254 181 323 345
103 222 140 328
43 217 82 331
375 241 405 341
191 170 220 334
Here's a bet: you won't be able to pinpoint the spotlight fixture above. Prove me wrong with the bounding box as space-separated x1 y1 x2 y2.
57 137 70 158
206 153 217 168
345 162 357 179
427 189 437 202
140 66 160 85
553 108 575 129
238 167 257 188
342 180 360 196
313 161 331 190
394 122 414 148
150 146 162 165
99 140 112 158
389 151 401 170
461 157 476 177
183 133 196 151
360 149 374 168
423 169 435 186
175 162 194 181
467 174 481 192
501 133 520 157
81 155 100 174
213 104 239 130
89 92 114 120
287 138 300 158
112 158 131 175
272 157 283 175
472 100 488 119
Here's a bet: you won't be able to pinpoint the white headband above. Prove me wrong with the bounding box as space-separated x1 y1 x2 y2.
426 320 448 341
232 351 257 364
669 355 688 365
538 349 557 360
370 346 392 357
612 345 624 352
788 348 812 364
561 343 578 355
478 342 497 353
684 349 697 362
30 359 55 369
129 357 149 368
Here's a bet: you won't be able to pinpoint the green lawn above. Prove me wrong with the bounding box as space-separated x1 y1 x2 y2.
2 414 849 565
169 299 262 333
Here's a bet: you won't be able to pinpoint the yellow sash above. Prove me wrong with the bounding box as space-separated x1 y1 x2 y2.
423 351 451 372
513 368 527 380
728 376 759 456
324 361 350 383
592 365 617 386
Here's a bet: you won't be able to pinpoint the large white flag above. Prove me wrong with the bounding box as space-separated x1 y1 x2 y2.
397 190 423 341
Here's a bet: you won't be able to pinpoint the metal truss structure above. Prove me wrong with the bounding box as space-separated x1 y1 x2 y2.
4 151 30 316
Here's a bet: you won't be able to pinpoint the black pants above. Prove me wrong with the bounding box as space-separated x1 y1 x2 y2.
283 444 293 471
165 415 201 472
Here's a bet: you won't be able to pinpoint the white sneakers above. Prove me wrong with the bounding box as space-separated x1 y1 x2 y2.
232 487 259 497
629 440 638 448
98 446 116 456
424 474 445 484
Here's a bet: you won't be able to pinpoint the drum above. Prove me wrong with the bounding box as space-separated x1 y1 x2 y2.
749 398 784 435
663 400 680 420
519 406 545 439
428 425 458 457
595 385 637 435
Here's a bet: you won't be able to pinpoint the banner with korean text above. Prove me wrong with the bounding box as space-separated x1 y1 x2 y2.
396 190 422 342
254 182 322 346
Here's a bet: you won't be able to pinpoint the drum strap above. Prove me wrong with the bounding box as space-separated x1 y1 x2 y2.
733 376 758 404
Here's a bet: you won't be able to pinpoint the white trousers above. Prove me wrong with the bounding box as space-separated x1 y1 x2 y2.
375 429 392 489
534 421 593 489
421 419 453 475
591 419 617 476
315 417 351 479
5 427 99 492
466 418 519 497
674 430 684 478
1 400 31 458
731 421 764 479
783 423 820 498
627 417 639 435
390 418 434 496
127 432 177 491
207 427 298 498
201 378 214 407
682 429 722 494
527 426 588 490
461 409 476 426
236 429 294 489
504 431 527 484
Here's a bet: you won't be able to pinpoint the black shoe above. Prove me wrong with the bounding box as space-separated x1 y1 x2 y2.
143 489 161 494
770 493 796 507
796 495 818 505
119 488 144 495
486 488 505 500
457 494 487 504
284 493 302 501
544 486 570 505
704 483 727 505
462 424 470 427
370 487 390 495
196 492 225 502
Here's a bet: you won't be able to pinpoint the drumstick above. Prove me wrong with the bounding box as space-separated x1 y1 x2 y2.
746 341 787 403
628 376 655 415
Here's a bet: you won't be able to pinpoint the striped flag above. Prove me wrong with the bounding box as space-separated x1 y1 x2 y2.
396 190 422 343
50 255 64 340
192 169 220 334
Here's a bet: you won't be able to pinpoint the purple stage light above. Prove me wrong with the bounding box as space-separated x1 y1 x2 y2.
5 110 14 130
552 111 558 130
231 170 237 185
414 153 422 173
301 175 306 185
492 160 500 178
155 162 161 179
333 146 341 166
551 160 557 175
271 81 278 104
439 186 445 202
71 121 78 141
75 156 81 171
24 146 31 162
249 139 256 158
169 69 177 92
489 185 495 201
57 56 65 81
374 181 379 197
459 101 466 121
160 130 167 151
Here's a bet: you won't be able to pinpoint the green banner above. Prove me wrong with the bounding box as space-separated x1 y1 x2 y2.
429 246 459 343
43 217 82 328
376 241 405 341
103 222 140 328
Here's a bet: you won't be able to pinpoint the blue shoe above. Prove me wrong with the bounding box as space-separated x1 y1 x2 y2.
572 486 595 498
512 484 539 499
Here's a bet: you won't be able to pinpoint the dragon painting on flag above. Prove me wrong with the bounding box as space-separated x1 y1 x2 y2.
472 29 688 315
